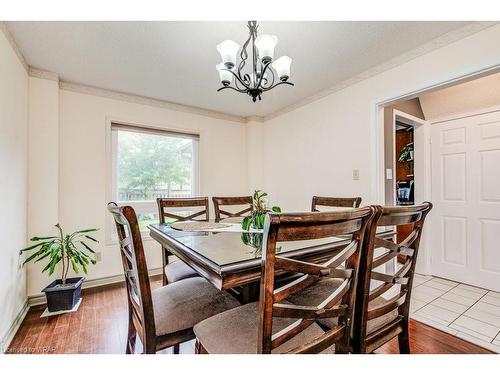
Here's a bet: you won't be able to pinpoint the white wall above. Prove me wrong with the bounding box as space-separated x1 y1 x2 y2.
262 25 500 212
0 31 28 345
27 76 59 296
246 120 264 190
26 88 248 296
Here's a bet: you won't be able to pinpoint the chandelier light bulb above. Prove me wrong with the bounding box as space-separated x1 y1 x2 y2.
216 64 233 86
216 40 240 69
254 34 278 64
272 56 292 81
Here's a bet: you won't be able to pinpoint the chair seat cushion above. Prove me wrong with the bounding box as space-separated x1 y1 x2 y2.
152 277 239 336
164 260 198 283
286 278 398 334
193 302 335 354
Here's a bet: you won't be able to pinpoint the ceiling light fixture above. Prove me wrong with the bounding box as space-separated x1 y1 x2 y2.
216 21 294 102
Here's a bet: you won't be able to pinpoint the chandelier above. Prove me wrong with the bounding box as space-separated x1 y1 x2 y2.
216 21 294 102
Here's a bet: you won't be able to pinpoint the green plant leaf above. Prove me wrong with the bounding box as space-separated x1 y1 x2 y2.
271 206 282 213
78 251 91 259
48 255 61 276
20 242 47 253
55 223 64 239
29 236 57 241
41 262 51 273
72 228 98 234
255 213 265 229
23 247 48 265
79 259 88 274
70 258 80 274
242 216 251 231
80 241 96 253
241 232 250 245
33 251 52 263
84 235 99 243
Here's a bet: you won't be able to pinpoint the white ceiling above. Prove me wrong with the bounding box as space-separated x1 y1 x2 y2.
7 21 472 117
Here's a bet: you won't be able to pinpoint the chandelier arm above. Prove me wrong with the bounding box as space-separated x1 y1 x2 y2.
260 65 276 90
261 81 294 92
224 68 250 89
255 61 272 89
233 77 246 91
237 29 253 78
217 85 248 94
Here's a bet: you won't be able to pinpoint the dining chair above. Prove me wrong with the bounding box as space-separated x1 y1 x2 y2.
193 208 375 354
351 202 432 354
212 196 252 222
157 197 209 285
311 196 362 211
107 202 239 354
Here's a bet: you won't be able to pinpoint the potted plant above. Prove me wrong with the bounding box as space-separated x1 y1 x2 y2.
398 143 414 163
20 224 99 312
241 190 282 231
398 143 414 174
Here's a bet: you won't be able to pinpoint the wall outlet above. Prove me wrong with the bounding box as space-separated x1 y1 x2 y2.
352 169 360 180
95 252 102 262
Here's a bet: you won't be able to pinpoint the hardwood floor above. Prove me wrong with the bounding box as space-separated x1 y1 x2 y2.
7 277 492 354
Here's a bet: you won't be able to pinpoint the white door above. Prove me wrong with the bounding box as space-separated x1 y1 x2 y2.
431 110 500 291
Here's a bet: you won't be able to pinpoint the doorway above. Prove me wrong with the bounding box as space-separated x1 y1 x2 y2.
384 105 428 249
377 67 500 352
381 71 500 292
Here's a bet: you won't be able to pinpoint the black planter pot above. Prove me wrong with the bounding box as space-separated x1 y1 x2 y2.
42 277 84 312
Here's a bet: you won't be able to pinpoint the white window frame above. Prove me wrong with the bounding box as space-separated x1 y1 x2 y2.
106 120 200 244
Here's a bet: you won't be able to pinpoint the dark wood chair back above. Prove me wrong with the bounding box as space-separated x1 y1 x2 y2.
258 207 375 354
157 197 209 223
352 202 433 353
157 197 209 285
107 202 156 352
311 196 362 211
212 196 252 222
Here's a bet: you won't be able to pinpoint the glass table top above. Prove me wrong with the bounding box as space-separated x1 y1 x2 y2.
149 222 350 268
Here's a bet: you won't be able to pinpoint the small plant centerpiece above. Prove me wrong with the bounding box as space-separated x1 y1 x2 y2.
241 190 282 257
20 224 99 312
241 190 282 231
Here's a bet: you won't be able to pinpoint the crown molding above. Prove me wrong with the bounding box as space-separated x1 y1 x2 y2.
59 81 248 124
29 67 59 82
264 21 498 122
0 21 29 73
245 116 265 123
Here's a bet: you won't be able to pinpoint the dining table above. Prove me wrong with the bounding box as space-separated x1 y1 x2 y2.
148 220 396 303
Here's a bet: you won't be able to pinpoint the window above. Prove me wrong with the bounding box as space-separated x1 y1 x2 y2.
110 123 199 233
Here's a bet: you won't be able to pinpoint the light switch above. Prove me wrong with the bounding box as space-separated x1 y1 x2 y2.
386 168 393 180
352 169 360 180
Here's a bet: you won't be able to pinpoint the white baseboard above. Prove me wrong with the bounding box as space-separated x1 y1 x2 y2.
28 267 163 306
0 299 29 354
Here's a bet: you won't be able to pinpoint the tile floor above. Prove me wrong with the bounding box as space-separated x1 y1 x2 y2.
410 274 500 353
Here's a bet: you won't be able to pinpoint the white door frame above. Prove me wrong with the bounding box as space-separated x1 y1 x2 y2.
392 109 428 204
392 110 432 273
371 63 500 275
